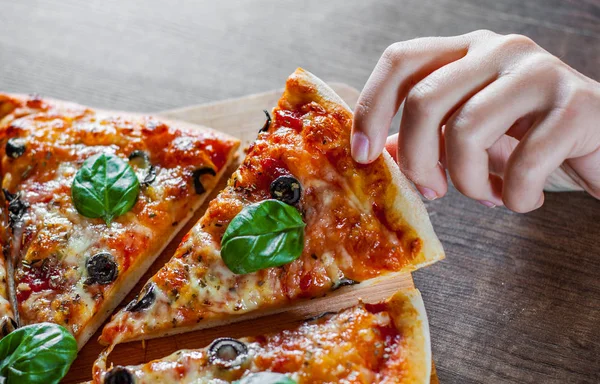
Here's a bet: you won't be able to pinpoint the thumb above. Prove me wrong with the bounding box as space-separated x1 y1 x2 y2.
385 133 399 162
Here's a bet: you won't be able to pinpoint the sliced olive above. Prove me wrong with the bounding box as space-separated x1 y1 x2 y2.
6 138 26 159
259 110 271 133
2 189 28 227
125 283 156 312
0 316 17 338
270 176 302 205
207 337 248 368
192 167 217 195
104 366 134 384
306 311 336 322
86 252 118 285
332 277 358 290
128 150 156 186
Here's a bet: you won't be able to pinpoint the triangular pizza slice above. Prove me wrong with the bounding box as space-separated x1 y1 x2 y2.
95 289 431 383
0 94 239 348
100 68 444 346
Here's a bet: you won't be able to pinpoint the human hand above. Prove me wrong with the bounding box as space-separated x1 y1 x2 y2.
351 30 600 212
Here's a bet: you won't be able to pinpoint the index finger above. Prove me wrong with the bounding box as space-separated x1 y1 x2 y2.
351 34 474 164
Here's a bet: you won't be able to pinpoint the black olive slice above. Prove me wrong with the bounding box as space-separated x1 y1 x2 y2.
104 366 134 384
192 167 217 195
6 138 26 159
2 189 28 227
207 337 248 368
0 316 17 338
332 277 358 290
128 150 156 186
86 252 118 285
306 311 336 322
269 175 302 205
125 283 156 312
259 110 271 133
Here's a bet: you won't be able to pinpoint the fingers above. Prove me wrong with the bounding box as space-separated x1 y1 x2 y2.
397 50 503 198
502 110 576 212
352 34 475 164
443 66 555 206
504 81 600 210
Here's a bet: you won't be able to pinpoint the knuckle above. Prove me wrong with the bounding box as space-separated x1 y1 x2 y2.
382 42 409 68
445 108 479 145
404 82 437 115
493 34 538 55
527 54 563 78
354 99 371 119
468 29 498 41
558 83 595 113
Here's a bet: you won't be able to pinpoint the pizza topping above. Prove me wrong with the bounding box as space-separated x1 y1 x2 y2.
221 200 305 274
274 109 303 131
2 189 28 227
192 167 217 195
207 337 249 369
5 137 26 158
103 366 134 384
332 277 358 290
0 316 17 338
125 283 156 312
235 372 296 384
0 323 77 384
259 110 271 133
128 150 156 186
71 153 140 225
86 252 118 285
270 176 302 205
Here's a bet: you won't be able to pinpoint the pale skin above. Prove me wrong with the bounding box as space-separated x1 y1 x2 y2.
351 30 600 212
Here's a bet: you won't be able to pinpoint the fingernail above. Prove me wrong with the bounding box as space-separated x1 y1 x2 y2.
351 132 370 164
478 200 496 208
417 186 438 200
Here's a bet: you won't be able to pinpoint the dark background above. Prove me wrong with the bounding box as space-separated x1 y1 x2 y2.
2 1 599 383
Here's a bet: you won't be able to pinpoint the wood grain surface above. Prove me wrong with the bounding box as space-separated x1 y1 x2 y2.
2 1 600 383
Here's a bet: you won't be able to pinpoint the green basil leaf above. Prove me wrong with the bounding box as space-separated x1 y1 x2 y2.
234 372 297 384
72 153 140 225
0 323 77 384
221 199 305 274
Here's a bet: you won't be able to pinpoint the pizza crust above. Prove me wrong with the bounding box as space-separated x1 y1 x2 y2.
386 289 432 384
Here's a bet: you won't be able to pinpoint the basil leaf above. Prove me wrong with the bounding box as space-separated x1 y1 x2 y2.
221 199 305 274
0 323 77 384
234 372 297 384
72 153 140 225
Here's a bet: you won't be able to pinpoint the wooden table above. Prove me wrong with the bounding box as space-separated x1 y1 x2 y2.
2 1 599 383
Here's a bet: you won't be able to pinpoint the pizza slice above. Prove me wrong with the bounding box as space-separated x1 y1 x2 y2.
94 289 431 383
100 68 444 346
0 93 239 348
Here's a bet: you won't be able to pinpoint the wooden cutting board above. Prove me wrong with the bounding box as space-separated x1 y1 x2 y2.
63 83 438 384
